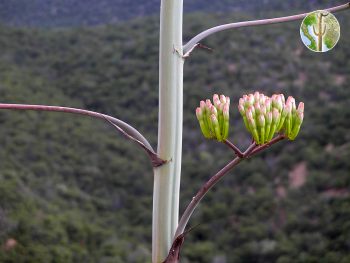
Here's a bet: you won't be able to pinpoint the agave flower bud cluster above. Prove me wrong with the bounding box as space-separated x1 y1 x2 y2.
238 92 304 145
196 94 230 142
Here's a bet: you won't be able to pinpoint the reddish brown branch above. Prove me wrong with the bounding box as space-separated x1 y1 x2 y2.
223 139 243 158
248 135 286 157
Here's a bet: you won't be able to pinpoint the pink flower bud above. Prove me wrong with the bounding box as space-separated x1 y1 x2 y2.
272 108 280 124
213 94 219 102
214 97 220 108
238 105 245 116
200 101 206 114
210 114 219 127
254 91 260 103
259 94 265 104
266 111 272 124
280 94 286 105
246 95 254 107
296 112 304 125
223 108 229 121
226 97 230 106
274 95 283 112
265 98 271 112
220 95 226 104
211 105 218 117
196 107 203 121
249 105 256 118
297 102 304 113
223 103 229 111
259 114 265 127
246 109 253 120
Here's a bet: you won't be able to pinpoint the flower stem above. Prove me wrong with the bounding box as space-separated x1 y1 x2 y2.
183 3 350 53
0 103 154 152
173 142 258 240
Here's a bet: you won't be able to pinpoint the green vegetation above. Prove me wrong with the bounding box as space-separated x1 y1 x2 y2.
0 9 350 263
0 0 345 29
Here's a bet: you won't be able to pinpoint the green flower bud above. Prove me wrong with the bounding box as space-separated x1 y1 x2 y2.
248 105 256 121
274 95 283 113
206 101 214 134
266 111 272 124
259 115 266 145
214 97 221 109
196 107 203 121
276 104 291 132
260 105 267 117
200 100 206 114
259 94 265 105
238 105 245 116
265 111 272 143
246 109 253 120
296 102 304 114
265 98 271 112
238 105 250 132
285 108 292 138
267 109 280 141
211 105 218 118
223 103 229 111
218 103 224 131
248 118 259 144
290 112 304 140
223 108 229 140
296 111 304 125
271 94 277 107
254 102 261 117
281 94 286 105
239 98 245 108
246 95 254 107
196 107 211 138
226 97 230 107
242 95 248 108
211 114 222 142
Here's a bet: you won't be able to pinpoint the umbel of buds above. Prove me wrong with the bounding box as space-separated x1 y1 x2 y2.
196 94 230 142
238 92 304 145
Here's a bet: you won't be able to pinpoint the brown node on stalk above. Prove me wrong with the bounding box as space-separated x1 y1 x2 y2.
162 223 202 263
101 114 168 167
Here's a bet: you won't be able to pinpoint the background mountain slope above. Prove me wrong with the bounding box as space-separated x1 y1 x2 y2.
0 0 346 29
0 6 350 263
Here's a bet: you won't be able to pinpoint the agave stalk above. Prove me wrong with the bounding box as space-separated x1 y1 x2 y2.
153 0 184 262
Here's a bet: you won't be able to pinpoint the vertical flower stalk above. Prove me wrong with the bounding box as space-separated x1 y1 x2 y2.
153 0 184 262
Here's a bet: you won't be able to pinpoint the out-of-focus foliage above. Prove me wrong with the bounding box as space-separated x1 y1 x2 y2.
0 8 350 263
0 0 346 29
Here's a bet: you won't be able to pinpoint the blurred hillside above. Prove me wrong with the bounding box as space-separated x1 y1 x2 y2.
0 7 350 263
0 0 346 28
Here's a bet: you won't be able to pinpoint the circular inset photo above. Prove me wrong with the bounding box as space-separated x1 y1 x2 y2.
300 10 340 52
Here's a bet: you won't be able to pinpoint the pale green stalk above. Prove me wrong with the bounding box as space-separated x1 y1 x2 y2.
153 0 184 262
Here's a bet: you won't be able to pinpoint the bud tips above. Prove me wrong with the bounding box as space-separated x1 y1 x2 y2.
196 94 231 142
238 92 304 144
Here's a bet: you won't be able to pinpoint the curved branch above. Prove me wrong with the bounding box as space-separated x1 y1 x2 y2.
223 139 243 158
0 104 154 152
183 2 350 53
173 142 258 240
